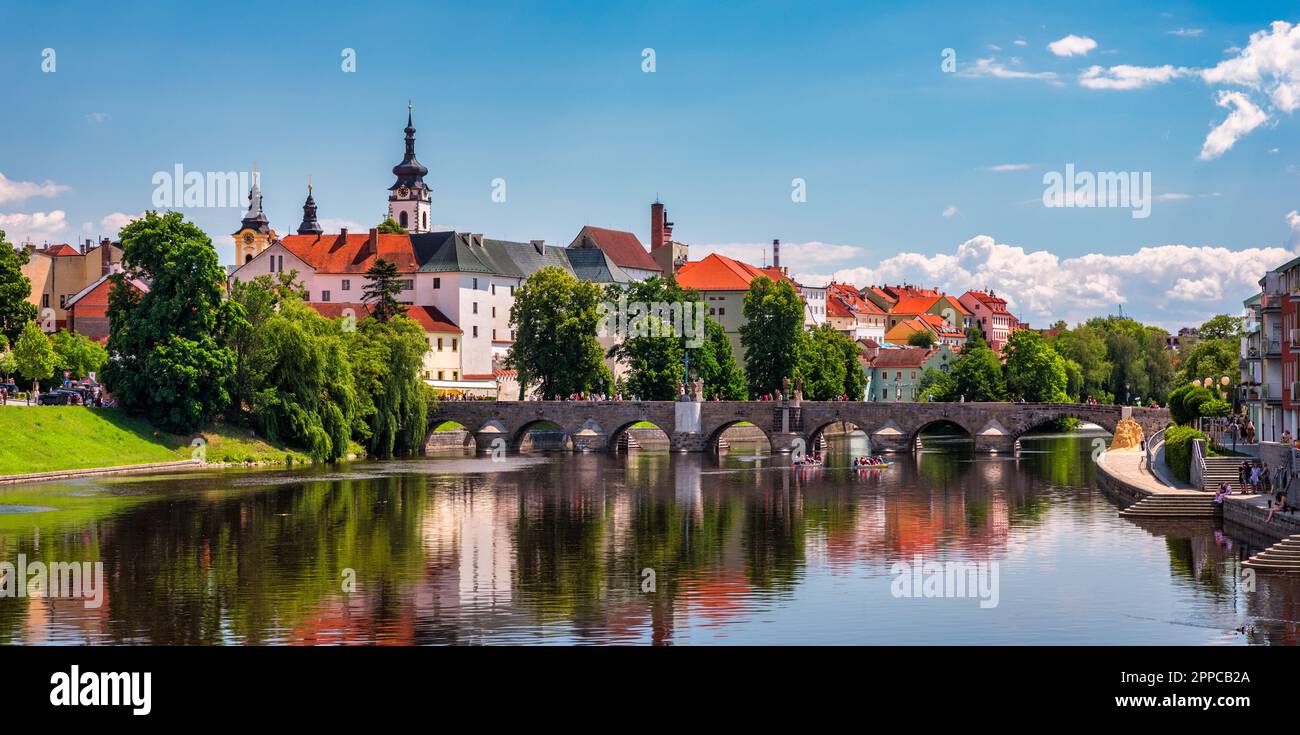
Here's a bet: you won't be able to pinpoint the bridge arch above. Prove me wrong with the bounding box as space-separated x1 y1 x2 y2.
512 418 573 453
608 420 670 453
908 418 976 452
705 419 773 454
1007 406 1120 440
807 419 869 452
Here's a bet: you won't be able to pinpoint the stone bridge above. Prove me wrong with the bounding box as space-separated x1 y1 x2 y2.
428 400 1169 455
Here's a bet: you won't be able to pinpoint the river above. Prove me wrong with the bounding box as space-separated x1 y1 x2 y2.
1 428 1297 645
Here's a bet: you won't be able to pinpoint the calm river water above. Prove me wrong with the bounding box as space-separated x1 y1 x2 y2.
2 429 1298 645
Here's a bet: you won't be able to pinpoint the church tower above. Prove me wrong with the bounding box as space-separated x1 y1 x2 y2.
232 168 277 264
387 102 431 233
297 180 324 236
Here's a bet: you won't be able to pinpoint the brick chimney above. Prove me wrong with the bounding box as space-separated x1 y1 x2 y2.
773 238 781 270
100 238 113 276
367 227 379 257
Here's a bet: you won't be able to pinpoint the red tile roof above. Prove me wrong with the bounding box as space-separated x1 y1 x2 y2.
570 226 662 273
916 313 965 337
962 289 1012 316
38 243 81 256
865 347 935 369
279 234 420 274
828 281 885 316
675 253 792 291
308 301 460 333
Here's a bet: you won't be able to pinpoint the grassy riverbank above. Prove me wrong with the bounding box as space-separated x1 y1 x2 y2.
0 407 319 475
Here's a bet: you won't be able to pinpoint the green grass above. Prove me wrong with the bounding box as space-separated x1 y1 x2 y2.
0 407 327 475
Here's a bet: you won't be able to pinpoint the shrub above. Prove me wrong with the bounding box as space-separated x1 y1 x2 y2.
1164 425 1206 483
1200 398 1231 418
1168 384 1214 424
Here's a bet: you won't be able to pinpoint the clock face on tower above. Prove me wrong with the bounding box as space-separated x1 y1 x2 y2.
398 186 410 199
242 232 254 244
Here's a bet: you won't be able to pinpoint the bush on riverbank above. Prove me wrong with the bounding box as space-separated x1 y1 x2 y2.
1163 425 1206 484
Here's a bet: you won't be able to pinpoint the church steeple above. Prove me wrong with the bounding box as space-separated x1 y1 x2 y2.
388 101 432 233
297 179 323 236
232 165 277 266
236 166 271 235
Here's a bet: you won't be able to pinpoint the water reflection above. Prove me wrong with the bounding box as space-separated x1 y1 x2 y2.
2 430 1299 645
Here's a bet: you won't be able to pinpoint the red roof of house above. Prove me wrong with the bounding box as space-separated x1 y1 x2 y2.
827 281 885 315
570 226 662 273
916 313 966 338
308 301 460 333
279 234 420 274
38 243 81 256
961 289 1012 316
675 253 792 291
866 347 935 369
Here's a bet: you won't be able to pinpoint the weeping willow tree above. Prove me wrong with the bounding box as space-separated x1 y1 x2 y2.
348 315 433 458
228 276 357 461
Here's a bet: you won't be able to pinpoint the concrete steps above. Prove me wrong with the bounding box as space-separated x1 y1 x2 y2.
1201 456 1249 492
1119 493 1219 518
1242 535 1300 572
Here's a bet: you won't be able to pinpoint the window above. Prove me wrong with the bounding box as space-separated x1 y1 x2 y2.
433 277 441 288
452 338 457 351
493 329 497 340
437 337 443 351
709 308 716 316
400 280 413 291
472 302 478 314
472 326 478 338
718 308 725 316
422 212 427 230
399 211 408 228
491 306 496 318
322 291 331 302
342 279 350 291
473 278 479 290
42 294 49 308
59 295 66 308
491 284 496 295
453 371 458 380
437 370 444 380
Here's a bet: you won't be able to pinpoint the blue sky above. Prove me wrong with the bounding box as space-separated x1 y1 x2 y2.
2 1 1298 328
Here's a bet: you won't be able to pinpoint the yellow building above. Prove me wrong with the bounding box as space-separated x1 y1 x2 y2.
21 239 122 331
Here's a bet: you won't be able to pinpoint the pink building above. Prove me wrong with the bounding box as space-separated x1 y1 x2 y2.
959 290 1015 352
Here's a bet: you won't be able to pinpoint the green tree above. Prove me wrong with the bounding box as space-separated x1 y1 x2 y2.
508 266 607 399
1178 337 1237 394
51 329 108 380
794 325 848 401
1049 323 1112 402
0 230 39 343
102 212 241 433
13 321 56 393
740 276 804 397
226 276 357 461
376 217 408 234
0 334 15 377
348 315 432 458
917 366 956 402
950 332 1006 401
693 319 747 399
1004 329 1068 402
1197 314 1243 342
907 330 937 348
362 258 406 323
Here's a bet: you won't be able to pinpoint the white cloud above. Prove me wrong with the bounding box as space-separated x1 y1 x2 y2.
1201 21 1300 113
0 172 69 204
692 240 861 268
99 212 143 234
1199 90 1269 160
987 163 1036 172
1168 28 1204 38
959 58 1058 81
1048 34 1098 57
942 206 960 219
87 112 111 123
0 211 70 244
1079 64 1192 90
794 234 1292 329
987 44 1002 52
1288 210 1300 245
1013 38 1028 47
1153 193 1192 201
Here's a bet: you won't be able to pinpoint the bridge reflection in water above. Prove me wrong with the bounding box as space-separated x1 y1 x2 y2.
1 428 1297 645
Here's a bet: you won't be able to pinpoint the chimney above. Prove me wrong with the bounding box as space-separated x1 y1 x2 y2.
101 239 112 276
530 239 545 255
368 227 379 256
83 238 91 254
772 239 781 270
340 227 349 239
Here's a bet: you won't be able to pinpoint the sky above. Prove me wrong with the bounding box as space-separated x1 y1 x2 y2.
2 1 1299 330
